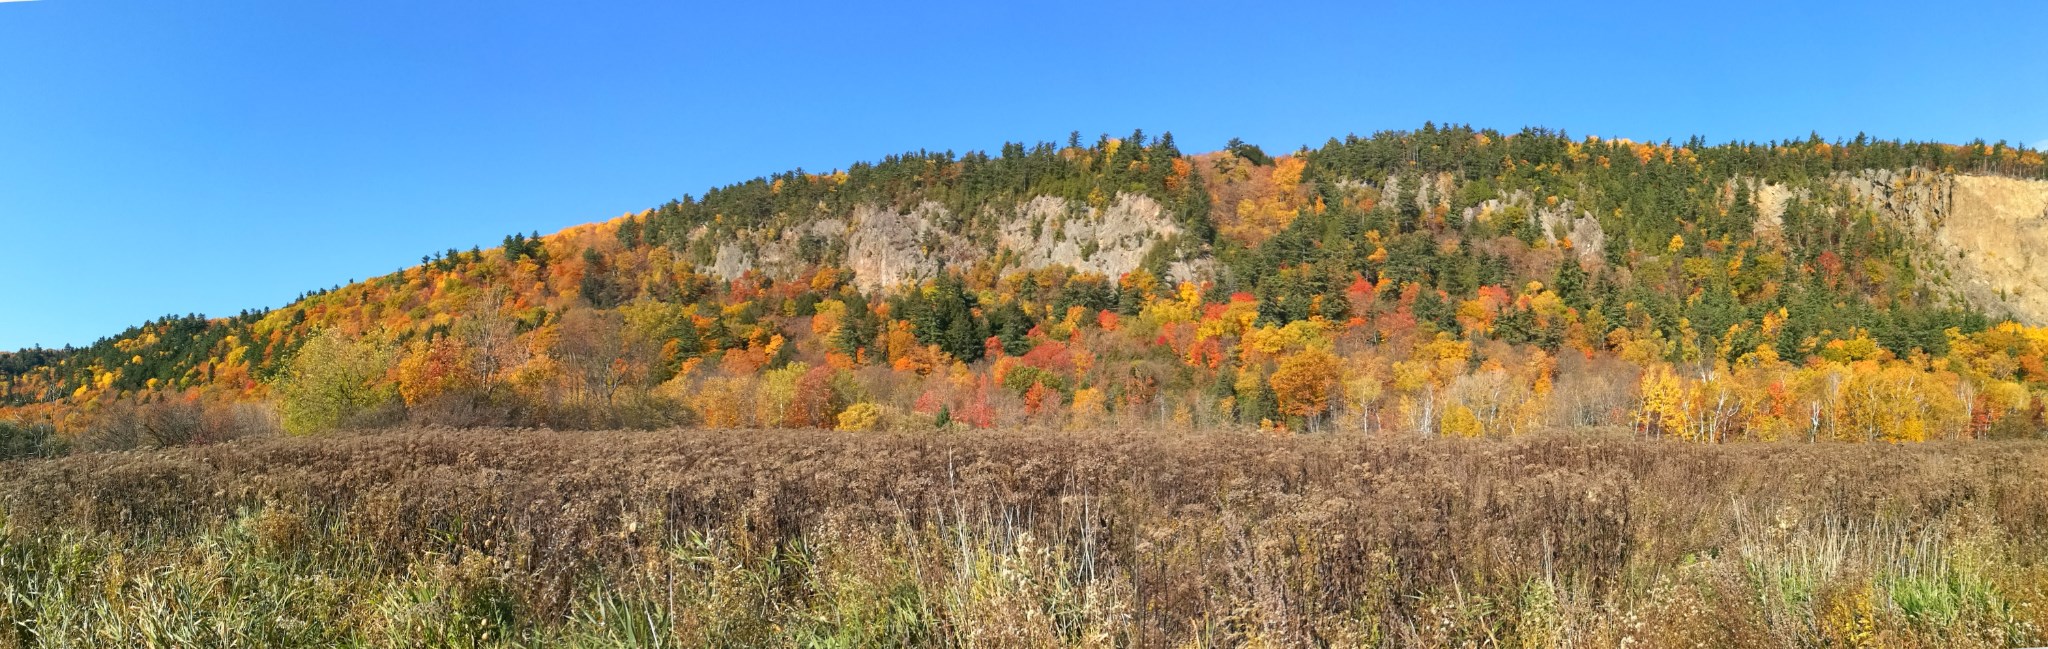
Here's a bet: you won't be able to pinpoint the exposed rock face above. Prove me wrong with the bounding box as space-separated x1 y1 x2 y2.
1539 202 1608 266
707 242 754 279
998 193 1183 280
1750 180 1799 234
682 168 2048 322
842 201 986 293
1840 170 2048 325
702 224 821 281
1460 190 1607 265
1732 170 2048 324
699 192 1198 293
1729 177 1805 243
1379 172 1458 215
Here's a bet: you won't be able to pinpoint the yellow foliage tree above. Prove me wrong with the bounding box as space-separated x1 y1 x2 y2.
274 329 398 435
1270 347 1342 431
1440 403 1483 438
1069 387 1107 430
836 402 883 432
395 336 477 406
689 376 754 429
1635 364 1688 439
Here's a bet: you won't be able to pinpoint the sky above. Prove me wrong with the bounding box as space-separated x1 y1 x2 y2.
1 0 2044 350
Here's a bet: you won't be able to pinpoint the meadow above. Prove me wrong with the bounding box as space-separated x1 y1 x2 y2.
1 428 2045 647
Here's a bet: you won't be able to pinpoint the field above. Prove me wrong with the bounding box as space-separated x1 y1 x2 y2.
1 429 2046 647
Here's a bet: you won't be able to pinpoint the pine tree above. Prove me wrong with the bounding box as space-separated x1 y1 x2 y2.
1556 257 1590 310
618 217 643 248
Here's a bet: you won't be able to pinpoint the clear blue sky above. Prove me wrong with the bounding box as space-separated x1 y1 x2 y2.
2 1 2043 351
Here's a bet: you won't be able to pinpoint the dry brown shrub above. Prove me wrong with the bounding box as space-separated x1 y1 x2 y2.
2 428 2045 645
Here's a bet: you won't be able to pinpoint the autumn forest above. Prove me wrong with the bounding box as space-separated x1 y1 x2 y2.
5 125 2048 448
8 125 2048 646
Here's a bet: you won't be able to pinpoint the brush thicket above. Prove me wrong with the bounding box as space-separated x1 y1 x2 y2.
1 428 2043 647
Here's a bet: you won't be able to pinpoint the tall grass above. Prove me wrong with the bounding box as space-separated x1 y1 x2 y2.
0 428 2044 647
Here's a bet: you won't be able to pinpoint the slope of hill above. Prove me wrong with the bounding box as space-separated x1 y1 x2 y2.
5 125 2048 447
1837 170 2048 324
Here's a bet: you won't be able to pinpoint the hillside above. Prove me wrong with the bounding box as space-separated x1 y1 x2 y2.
5 125 2048 446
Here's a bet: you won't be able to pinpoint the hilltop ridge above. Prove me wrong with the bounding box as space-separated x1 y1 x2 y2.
5 125 2048 445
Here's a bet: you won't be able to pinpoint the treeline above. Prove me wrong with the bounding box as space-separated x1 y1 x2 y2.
0 312 278 406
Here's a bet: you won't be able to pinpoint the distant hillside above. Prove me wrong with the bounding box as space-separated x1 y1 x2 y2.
6 125 2048 446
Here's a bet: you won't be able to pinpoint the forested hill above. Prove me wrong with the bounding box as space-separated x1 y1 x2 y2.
7 125 2048 446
